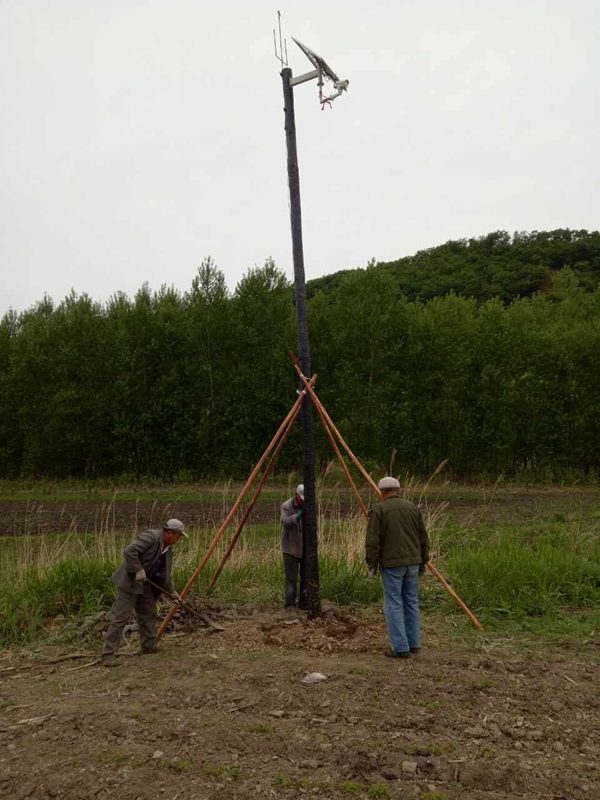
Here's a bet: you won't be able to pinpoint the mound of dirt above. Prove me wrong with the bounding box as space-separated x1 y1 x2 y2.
262 608 383 653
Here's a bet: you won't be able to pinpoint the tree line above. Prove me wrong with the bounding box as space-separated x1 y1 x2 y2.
1 233 599 481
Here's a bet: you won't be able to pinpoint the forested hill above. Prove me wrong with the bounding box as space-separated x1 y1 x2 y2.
308 229 600 303
2 233 600 481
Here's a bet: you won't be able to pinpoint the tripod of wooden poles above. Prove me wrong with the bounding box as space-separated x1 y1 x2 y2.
157 361 482 640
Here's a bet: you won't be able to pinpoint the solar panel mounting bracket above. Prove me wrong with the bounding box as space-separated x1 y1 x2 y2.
290 69 320 87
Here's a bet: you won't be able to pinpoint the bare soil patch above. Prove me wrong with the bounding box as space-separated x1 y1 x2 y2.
2 486 599 536
1 607 598 800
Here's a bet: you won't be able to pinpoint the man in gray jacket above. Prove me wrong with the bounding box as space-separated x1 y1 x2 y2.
102 519 188 667
280 484 305 609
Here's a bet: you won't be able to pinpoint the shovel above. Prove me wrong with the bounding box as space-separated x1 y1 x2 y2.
145 579 225 632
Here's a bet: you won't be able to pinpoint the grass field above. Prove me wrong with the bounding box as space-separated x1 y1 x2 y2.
1 480 599 648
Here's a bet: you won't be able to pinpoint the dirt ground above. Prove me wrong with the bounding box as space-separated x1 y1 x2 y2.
2 486 600 536
1 606 598 800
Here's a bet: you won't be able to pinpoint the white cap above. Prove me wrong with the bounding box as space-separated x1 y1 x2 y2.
378 477 400 491
164 518 189 538
296 484 305 500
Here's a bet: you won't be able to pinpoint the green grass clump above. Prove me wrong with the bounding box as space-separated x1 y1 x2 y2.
368 785 393 798
0 559 115 645
349 666 373 676
1 512 599 647
248 723 274 734
470 678 498 690
169 758 193 773
95 749 129 767
407 743 442 756
272 771 293 788
446 525 600 617
338 782 367 794
201 760 224 777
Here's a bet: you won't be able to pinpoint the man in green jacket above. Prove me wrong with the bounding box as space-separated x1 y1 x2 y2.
366 477 429 659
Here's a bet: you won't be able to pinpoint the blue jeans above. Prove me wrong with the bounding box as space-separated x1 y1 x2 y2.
381 564 420 654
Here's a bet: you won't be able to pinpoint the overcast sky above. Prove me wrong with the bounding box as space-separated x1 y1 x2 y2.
1 0 598 314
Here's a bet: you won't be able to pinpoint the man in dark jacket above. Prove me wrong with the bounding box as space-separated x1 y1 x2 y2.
365 477 429 659
280 484 305 608
102 519 188 667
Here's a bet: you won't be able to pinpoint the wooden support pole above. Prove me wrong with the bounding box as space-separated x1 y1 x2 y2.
157 377 316 640
206 402 302 596
291 355 483 630
292 356 379 494
313 401 368 518
425 561 483 629
282 68 321 618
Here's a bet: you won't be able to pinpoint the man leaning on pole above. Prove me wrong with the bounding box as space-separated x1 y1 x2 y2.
102 519 188 667
365 477 429 659
280 484 307 609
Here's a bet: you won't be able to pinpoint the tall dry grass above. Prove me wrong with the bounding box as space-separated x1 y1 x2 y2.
8 467 599 646
0 468 452 645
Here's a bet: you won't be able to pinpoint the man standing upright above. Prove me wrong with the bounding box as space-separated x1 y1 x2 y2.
280 484 305 609
102 519 188 667
366 478 429 659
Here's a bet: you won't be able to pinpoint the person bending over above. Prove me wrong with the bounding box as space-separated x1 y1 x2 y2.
102 519 188 666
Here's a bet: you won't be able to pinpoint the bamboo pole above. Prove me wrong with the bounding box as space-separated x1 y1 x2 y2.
291 355 482 630
313 401 368 518
157 377 317 640
291 355 379 496
425 562 482 629
206 403 301 596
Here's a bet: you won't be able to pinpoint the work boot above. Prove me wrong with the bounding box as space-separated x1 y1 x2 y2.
102 655 118 668
384 649 410 660
410 647 421 654
141 645 160 655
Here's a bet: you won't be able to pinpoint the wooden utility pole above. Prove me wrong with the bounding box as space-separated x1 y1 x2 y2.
281 66 321 617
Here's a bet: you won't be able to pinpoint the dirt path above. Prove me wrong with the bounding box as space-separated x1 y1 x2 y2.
2 486 599 536
1 609 598 799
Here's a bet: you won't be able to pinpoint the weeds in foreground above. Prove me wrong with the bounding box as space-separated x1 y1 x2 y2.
1 496 599 646
247 723 274 734
407 743 442 756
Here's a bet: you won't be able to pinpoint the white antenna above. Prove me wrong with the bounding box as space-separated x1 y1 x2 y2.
291 37 349 110
273 10 288 68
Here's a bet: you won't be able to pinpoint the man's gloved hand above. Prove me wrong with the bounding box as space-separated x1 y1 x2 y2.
135 569 147 582
368 568 377 580
419 563 427 576
296 510 302 519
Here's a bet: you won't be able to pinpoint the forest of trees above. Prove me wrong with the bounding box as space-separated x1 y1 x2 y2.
308 229 600 302
1 230 599 480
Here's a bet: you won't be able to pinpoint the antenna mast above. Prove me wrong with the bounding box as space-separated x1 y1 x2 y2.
273 11 288 68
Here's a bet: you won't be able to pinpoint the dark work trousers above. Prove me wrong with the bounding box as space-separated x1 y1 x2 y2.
103 584 157 657
283 553 306 608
